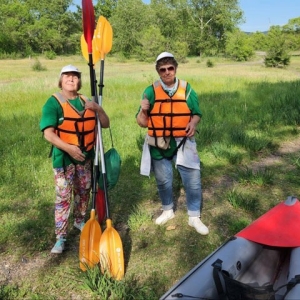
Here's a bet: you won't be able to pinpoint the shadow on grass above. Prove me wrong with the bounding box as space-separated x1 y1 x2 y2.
1 79 300 298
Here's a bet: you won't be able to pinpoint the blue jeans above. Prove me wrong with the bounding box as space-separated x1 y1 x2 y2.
152 157 202 217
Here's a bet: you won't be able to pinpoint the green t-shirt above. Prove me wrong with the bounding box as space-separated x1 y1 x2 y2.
136 81 202 160
39 95 94 168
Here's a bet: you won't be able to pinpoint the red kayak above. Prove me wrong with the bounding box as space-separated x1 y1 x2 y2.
160 196 300 300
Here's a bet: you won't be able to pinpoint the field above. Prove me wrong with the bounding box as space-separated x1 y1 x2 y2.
1 54 300 299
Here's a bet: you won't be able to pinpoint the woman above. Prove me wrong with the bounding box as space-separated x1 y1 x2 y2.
40 65 109 253
136 52 209 235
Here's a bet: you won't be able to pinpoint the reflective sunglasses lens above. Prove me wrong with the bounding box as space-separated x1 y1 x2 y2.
159 66 174 73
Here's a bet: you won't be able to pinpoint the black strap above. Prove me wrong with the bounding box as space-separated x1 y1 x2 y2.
48 145 54 158
158 136 188 160
274 274 300 297
212 259 228 300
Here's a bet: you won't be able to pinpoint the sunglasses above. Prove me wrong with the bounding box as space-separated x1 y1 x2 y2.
159 66 175 73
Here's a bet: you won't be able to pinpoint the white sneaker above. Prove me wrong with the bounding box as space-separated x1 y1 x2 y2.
155 210 175 225
188 217 209 235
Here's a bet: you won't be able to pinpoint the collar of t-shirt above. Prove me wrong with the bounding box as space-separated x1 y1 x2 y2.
159 77 179 97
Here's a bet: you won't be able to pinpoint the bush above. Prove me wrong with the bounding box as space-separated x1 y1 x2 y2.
44 50 56 60
206 59 214 67
264 48 290 68
32 59 47 71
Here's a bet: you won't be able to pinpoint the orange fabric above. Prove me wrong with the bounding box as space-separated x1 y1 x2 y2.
148 80 191 137
54 93 96 151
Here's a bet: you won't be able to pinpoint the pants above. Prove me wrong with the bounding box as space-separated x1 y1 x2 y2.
53 160 92 238
152 157 202 217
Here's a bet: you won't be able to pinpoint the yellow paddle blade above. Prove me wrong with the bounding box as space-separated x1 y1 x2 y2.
101 20 113 59
100 219 124 280
79 209 102 271
94 16 106 55
80 34 101 64
94 16 113 59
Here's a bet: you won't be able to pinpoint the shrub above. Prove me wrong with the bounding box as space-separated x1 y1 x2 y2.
264 48 290 68
206 59 214 67
32 59 47 71
44 50 56 60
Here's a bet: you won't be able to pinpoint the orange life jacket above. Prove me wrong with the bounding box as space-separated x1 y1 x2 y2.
53 92 96 152
148 80 192 137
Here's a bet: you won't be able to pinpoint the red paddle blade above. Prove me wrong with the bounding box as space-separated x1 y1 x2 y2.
96 188 106 223
82 0 95 53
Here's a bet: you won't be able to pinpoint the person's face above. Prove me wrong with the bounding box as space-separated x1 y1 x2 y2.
61 72 80 92
158 64 176 86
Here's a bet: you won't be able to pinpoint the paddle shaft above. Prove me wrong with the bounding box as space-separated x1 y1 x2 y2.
79 0 102 272
98 60 104 105
82 0 100 212
97 57 110 219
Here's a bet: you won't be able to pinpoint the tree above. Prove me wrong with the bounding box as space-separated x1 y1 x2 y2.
282 17 300 51
282 17 300 34
94 0 117 19
175 0 243 55
0 0 81 56
26 0 81 54
137 25 166 61
110 0 151 57
225 30 254 61
0 1 34 55
264 26 290 68
248 31 268 51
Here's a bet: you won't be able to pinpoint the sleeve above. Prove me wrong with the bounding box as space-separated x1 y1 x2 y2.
186 83 202 117
39 96 62 132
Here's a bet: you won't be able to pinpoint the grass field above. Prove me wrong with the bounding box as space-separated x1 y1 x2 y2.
1 54 300 299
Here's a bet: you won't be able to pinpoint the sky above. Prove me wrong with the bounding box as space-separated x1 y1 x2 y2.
73 0 299 32
238 0 299 32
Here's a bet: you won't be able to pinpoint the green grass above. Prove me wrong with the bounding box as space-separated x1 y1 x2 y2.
1 55 300 299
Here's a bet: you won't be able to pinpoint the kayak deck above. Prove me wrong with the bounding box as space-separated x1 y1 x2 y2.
160 237 299 299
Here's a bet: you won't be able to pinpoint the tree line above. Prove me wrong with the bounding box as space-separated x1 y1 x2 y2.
1 0 299 62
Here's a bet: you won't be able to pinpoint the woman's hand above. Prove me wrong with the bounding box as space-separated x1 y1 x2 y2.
141 94 150 113
137 94 150 128
84 100 99 112
85 100 110 128
67 144 86 162
43 127 86 161
185 115 201 137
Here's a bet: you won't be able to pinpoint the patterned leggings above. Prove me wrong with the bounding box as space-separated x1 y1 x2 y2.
53 160 92 238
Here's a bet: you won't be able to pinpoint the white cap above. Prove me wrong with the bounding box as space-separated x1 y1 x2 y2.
156 52 174 62
60 65 81 76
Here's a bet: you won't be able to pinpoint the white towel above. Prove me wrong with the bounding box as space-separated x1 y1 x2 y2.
140 136 200 177
140 136 151 176
175 137 200 170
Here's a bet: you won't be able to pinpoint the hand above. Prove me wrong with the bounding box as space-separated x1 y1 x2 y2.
185 123 195 137
67 145 86 162
141 94 150 113
84 100 99 112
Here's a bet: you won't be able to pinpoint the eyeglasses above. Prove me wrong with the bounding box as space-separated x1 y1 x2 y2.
159 66 175 73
